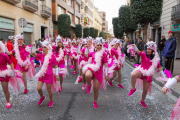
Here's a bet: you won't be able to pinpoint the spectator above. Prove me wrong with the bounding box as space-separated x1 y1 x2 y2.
164 30 177 74
135 38 138 44
24 40 27 45
1 38 4 43
124 39 130 56
136 37 145 64
129 39 134 44
7 36 17 68
158 35 166 66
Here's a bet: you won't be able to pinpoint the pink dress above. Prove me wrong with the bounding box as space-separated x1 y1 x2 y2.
111 48 121 70
53 46 67 66
70 46 78 60
138 52 161 82
86 52 107 83
37 54 57 84
79 47 89 65
66 45 71 55
16 46 29 72
0 53 12 82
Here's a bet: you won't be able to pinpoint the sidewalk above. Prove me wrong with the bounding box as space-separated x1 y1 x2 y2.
125 57 180 98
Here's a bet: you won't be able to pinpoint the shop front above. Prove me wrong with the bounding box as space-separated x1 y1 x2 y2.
23 23 33 45
0 16 15 40
172 24 180 58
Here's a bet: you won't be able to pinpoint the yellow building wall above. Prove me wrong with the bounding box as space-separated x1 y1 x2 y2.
0 1 51 43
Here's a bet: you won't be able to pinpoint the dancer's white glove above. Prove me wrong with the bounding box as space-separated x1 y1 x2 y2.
160 71 166 78
165 78 177 89
65 60 67 67
31 45 36 53
133 45 138 51
105 67 108 76
10 69 15 77
55 68 59 76
85 47 89 54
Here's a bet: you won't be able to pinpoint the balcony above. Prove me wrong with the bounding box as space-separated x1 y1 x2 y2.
2 0 21 4
150 21 160 27
41 5 51 18
76 0 81 5
81 2 84 9
171 4 180 21
71 21 75 28
23 0 38 13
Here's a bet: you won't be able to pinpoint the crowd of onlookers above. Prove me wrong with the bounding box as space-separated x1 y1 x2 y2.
122 30 177 74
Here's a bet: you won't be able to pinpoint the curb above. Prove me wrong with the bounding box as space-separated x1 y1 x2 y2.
125 60 180 98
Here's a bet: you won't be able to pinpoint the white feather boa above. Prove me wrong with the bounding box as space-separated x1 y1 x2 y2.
80 57 92 68
56 47 64 62
82 50 104 73
0 65 11 77
14 38 29 67
35 46 53 78
131 52 160 76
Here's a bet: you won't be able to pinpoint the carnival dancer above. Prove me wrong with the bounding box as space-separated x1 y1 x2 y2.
103 39 109 51
66 39 71 64
14 34 35 94
0 41 23 109
77 39 88 85
107 39 125 88
128 41 165 108
53 35 68 92
70 39 78 74
31 40 60 107
162 76 180 120
82 38 109 109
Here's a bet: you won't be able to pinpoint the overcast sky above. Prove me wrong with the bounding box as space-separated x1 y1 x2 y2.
94 0 125 30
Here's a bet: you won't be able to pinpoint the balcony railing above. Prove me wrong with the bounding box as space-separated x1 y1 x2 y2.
171 4 180 21
23 0 38 13
41 5 51 18
150 21 160 27
2 0 21 4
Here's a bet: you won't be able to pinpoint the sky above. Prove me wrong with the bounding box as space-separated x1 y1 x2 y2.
94 0 125 31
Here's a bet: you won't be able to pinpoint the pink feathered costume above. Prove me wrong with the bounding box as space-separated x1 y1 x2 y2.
132 41 161 95
83 49 107 89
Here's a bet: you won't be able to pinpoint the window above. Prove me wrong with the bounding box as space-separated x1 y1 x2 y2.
67 12 73 22
75 3 80 12
67 0 73 7
75 17 79 24
58 6 65 15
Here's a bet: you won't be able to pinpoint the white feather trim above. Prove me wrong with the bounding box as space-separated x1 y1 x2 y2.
56 48 64 62
35 45 53 78
82 50 104 73
0 65 11 77
131 52 160 76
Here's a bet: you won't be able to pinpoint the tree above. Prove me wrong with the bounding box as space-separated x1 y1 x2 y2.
99 31 104 38
83 28 90 38
94 29 98 38
131 0 163 41
112 17 123 38
118 6 137 35
75 24 82 38
89 27 95 38
57 14 71 37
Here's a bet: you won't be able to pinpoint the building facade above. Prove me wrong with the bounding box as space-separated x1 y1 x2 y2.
148 0 180 58
105 21 108 33
80 0 94 29
0 0 52 45
125 0 130 6
52 0 81 39
98 12 106 32
93 7 102 35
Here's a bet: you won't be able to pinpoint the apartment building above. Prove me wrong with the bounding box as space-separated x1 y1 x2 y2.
0 0 52 44
98 12 106 32
105 21 108 33
81 0 94 28
148 0 180 58
52 0 81 39
93 7 102 35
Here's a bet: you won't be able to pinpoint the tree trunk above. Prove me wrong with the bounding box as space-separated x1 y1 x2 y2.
143 22 149 43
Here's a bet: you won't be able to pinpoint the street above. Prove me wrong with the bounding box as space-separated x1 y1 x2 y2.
0 62 175 120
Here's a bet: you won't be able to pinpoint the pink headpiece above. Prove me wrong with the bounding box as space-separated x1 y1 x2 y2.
146 41 157 52
0 41 5 53
56 35 62 46
111 38 121 45
72 39 76 43
82 39 87 44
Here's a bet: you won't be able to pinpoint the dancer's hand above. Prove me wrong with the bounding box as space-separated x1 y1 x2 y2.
121 64 124 68
105 76 109 81
25 65 28 70
56 75 60 81
162 86 168 94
